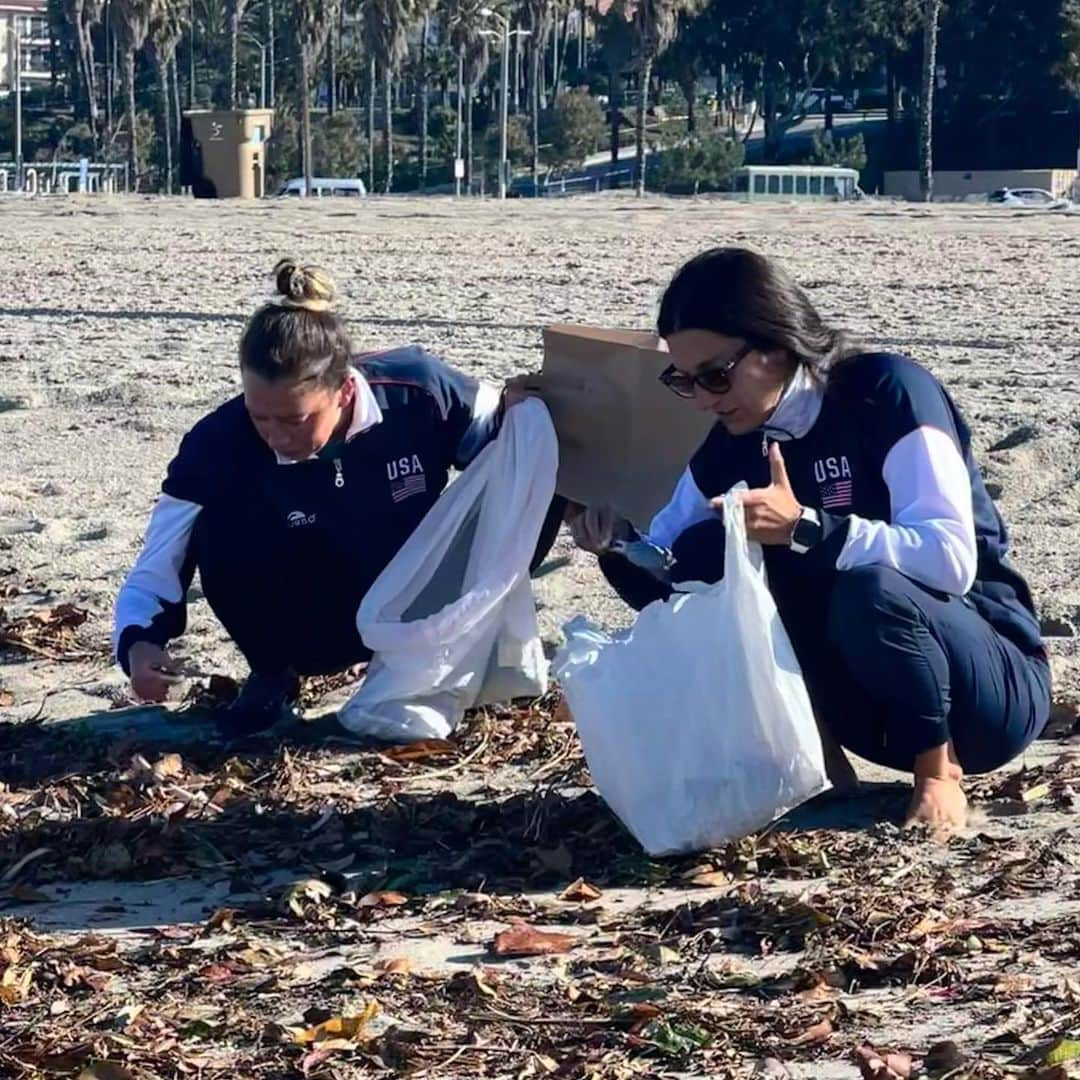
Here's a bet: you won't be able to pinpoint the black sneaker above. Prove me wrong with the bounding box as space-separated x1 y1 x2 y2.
215 670 300 739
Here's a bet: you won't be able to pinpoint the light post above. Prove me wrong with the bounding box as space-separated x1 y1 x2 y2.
480 9 529 200
11 14 23 189
241 32 268 109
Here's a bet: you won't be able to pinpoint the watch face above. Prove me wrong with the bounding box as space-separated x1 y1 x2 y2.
794 515 822 548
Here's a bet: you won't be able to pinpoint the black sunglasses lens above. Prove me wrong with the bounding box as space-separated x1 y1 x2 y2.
660 368 695 398
697 370 731 394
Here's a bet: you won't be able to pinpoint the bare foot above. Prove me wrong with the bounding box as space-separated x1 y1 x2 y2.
904 776 968 835
905 742 967 836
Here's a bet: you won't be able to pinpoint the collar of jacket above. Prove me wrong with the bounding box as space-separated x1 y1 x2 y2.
760 363 824 442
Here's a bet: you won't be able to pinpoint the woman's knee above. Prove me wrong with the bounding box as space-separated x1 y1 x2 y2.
826 565 913 648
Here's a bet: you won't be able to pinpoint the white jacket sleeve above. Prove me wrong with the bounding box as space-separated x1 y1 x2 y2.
836 425 977 595
645 467 717 550
112 494 201 660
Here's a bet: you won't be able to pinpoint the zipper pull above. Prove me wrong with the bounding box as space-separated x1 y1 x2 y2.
333 459 345 489
761 432 769 457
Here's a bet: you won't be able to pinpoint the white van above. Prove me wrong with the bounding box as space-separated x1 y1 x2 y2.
276 177 367 198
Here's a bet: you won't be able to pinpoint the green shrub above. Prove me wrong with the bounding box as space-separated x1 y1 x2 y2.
649 131 745 194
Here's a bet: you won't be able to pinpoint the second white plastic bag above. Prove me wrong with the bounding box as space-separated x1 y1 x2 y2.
554 487 830 856
338 399 558 742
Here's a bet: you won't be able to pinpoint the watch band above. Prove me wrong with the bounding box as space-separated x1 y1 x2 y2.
790 506 822 554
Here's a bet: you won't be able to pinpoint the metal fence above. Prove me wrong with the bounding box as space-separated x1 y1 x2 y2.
0 161 129 195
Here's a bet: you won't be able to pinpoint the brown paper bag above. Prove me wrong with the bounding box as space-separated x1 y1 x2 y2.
510 325 715 530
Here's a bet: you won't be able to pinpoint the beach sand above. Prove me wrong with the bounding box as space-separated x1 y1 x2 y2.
1 194 1079 1076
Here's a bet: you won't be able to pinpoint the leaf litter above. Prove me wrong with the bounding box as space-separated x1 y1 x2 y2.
1 684 1080 1076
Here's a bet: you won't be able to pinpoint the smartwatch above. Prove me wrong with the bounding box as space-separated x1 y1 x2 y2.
789 506 822 554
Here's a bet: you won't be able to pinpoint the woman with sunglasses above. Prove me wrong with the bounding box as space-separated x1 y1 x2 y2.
569 247 1049 833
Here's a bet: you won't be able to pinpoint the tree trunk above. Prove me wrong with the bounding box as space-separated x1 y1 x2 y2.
886 44 897 126
300 46 313 196
367 55 376 192
104 3 113 139
919 0 942 202
230 7 240 108
682 76 695 134
327 17 337 113
124 47 137 191
419 13 429 186
171 55 182 148
608 69 620 164
157 58 172 193
530 36 541 191
78 25 100 144
825 84 835 131
383 67 393 192
634 54 652 196
465 79 474 193
267 0 275 107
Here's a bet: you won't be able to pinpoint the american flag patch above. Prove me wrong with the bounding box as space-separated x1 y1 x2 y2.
391 473 427 502
820 480 853 509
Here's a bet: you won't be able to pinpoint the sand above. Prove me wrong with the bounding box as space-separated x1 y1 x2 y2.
1 193 1078 721
2 192 1080 1076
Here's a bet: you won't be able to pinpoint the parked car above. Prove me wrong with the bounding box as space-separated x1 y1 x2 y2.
276 177 367 198
986 187 1071 210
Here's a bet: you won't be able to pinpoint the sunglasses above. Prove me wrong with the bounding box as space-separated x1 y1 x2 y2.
659 343 754 399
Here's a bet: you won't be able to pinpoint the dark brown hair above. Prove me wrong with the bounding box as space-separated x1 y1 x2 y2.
657 248 858 378
238 259 353 388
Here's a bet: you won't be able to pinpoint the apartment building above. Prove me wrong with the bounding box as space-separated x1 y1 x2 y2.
0 0 51 98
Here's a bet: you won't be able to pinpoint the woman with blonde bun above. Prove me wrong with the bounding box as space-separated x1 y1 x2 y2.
113 259 535 736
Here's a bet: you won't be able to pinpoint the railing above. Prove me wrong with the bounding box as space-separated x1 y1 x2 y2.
0 161 128 195
513 165 637 197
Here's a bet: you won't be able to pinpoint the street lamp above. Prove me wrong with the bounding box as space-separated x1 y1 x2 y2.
8 14 24 189
480 8 529 200
241 32 268 109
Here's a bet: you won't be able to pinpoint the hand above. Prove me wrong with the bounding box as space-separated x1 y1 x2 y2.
128 641 180 703
714 441 802 545
503 373 542 408
569 504 632 555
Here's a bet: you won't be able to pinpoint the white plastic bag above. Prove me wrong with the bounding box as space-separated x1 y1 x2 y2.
554 487 830 856
338 399 558 742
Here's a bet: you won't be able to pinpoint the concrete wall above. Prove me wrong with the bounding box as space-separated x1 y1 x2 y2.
884 169 1078 201
185 109 274 198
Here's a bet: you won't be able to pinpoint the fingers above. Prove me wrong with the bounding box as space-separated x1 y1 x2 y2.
768 440 790 489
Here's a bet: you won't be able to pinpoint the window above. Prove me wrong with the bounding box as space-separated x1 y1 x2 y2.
796 176 808 195
753 174 766 194
809 176 822 195
781 174 794 194
823 176 837 195
333 187 360 197
735 173 749 193
767 174 780 194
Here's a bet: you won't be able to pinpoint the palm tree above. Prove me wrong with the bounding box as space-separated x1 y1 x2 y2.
594 5 633 167
520 0 553 193
64 0 104 144
362 0 415 193
149 0 187 192
445 0 489 193
115 0 153 191
622 0 703 196
918 0 942 201
295 0 342 195
227 0 253 107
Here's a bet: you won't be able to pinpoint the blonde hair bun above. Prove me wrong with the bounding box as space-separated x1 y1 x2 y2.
271 258 337 313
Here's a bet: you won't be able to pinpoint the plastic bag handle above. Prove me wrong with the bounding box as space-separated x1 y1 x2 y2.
721 484 765 581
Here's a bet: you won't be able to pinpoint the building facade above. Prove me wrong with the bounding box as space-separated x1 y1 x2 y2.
0 0 51 99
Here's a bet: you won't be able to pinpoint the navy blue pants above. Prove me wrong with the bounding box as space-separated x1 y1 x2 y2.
795 566 1050 774
190 495 567 679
